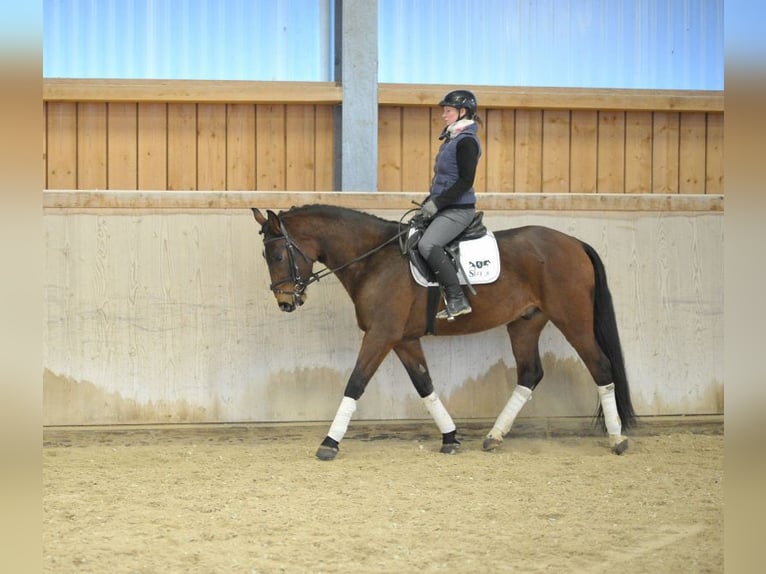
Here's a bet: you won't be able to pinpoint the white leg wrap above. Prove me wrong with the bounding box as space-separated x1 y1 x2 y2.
327 396 357 443
487 385 533 440
422 392 456 434
597 383 625 445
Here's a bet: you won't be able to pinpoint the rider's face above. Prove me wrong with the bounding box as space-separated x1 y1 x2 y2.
441 106 460 124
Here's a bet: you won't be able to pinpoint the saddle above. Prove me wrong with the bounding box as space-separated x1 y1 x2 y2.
404 212 501 290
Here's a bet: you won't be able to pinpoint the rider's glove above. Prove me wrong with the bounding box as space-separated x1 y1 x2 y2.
420 199 438 220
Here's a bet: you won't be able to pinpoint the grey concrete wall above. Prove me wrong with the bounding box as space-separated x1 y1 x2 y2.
44 208 723 425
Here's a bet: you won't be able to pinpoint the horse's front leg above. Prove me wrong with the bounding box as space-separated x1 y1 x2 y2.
316 331 395 461
483 317 546 451
393 339 460 454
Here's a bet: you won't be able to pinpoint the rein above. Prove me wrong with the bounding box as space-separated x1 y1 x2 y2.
263 215 415 302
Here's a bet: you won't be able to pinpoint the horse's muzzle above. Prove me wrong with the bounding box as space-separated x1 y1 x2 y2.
276 293 305 312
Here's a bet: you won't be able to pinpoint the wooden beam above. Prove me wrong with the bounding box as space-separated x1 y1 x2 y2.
379 84 724 113
43 190 723 213
43 79 723 113
43 79 343 104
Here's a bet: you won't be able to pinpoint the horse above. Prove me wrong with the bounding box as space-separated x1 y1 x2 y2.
252 204 636 460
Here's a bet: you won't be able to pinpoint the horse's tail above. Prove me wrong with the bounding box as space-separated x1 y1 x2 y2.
581 241 637 429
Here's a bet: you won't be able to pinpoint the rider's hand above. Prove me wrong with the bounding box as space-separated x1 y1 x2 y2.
420 199 438 220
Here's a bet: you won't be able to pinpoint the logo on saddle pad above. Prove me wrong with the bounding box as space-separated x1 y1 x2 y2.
410 231 501 287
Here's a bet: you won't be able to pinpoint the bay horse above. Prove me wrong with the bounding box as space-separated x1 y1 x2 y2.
252 204 635 460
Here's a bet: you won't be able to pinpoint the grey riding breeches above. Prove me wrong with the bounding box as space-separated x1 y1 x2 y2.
417 207 476 260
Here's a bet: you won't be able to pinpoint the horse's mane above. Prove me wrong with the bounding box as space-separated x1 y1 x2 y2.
283 204 399 232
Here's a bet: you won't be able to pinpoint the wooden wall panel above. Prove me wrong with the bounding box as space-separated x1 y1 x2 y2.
77 103 107 189
625 112 653 194
256 105 286 191
107 103 137 189
314 106 335 191
597 111 625 193
705 113 724 195
167 103 197 190
137 103 167 190
542 110 570 193
285 105 316 191
570 111 598 193
514 110 543 192
378 107 401 192
484 109 515 193
428 109 443 176
43 102 48 187
472 120 487 193
197 104 227 191
679 112 707 194
46 102 78 189
652 112 680 193
401 107 432 192
226 104 256 190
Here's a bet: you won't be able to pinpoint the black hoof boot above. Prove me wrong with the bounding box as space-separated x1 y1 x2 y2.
440 430 461 454
611 437 629 455
440 442 461 454
316 437 339 461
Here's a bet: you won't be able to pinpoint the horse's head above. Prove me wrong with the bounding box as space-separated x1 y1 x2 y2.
252 208 314 312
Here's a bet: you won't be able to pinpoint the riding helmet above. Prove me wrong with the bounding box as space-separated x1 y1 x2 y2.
439 89 478 116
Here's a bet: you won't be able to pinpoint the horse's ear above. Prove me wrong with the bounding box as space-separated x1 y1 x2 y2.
266 210 282 235
251 208 267 225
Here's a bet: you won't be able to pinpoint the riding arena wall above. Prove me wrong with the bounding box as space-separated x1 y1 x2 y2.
43 81 723 426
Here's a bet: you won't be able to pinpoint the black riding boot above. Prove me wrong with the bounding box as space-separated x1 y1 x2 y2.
427 249 472 320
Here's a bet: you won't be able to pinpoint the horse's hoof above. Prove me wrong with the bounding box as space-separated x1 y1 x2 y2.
440 443 460 454
482 437 503 451
316 445 339 461
611 438 629 455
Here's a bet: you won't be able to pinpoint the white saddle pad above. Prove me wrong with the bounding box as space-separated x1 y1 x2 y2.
410 230 501 287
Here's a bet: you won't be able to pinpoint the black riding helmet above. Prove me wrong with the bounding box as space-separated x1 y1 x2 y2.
439 89 478 117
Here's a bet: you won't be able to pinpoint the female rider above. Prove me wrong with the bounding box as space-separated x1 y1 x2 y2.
418 89 482 320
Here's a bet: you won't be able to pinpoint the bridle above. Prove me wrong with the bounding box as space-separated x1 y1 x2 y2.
261 214 415 308
262 220 319 307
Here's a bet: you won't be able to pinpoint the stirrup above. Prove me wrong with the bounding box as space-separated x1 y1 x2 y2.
437 299 472 321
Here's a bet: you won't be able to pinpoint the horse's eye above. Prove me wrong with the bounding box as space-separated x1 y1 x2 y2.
264 250 284 263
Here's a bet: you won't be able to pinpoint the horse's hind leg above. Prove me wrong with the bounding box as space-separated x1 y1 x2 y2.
552 313 629 454
483 316 547 452
394 339 460 454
